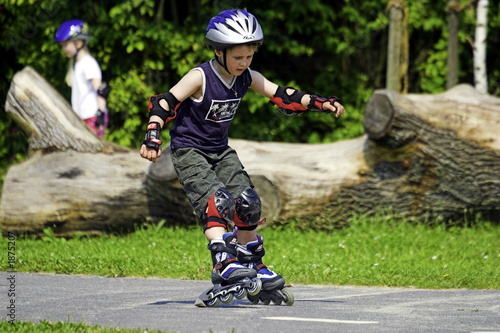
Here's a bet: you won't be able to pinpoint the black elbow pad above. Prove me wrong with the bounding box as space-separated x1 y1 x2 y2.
148 92 181 122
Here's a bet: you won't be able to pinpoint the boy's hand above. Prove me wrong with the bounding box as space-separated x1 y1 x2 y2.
140 144 162 162
308 95 345 117
140 121 162 162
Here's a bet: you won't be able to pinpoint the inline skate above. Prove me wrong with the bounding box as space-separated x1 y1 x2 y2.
236 234 294 306
195 234 262 307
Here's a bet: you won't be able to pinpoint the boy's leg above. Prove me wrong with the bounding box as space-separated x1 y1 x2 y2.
236 231 294 306
204 226 226 241
235 232 285 292
212 148 262 231
236 229 257 244
171 147 257 284
171 148 227 230
211 149 286 291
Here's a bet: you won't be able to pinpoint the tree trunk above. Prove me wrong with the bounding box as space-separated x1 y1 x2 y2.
1 67 499 236
386 0 407 92
447 0 460 89
474 0 489 94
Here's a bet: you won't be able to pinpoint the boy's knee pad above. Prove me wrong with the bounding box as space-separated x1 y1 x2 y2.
234 188 261 230
203 188 235 231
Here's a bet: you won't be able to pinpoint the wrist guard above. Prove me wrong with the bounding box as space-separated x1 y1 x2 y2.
308 95 341 114
143 122 162 152
269 86 307 116
97 82 110 99
148 92 180 123
95 109 105 127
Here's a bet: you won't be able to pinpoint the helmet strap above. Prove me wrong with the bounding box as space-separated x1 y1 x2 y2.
215 50 232 75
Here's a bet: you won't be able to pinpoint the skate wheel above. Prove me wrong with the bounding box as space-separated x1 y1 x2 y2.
247 278 262 296
260 297 271 305
205 296 221 307
282 288 295 306
235 288 247 300
271 297 282 305
247 294 260 305
220 293 234 304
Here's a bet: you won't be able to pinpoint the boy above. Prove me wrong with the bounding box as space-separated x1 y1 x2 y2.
140 9 344 306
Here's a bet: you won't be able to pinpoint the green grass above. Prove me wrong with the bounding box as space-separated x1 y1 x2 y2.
278 218 500 289
0 320 170 333
2 217 499 289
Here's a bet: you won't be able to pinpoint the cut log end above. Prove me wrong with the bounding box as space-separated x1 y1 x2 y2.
363 91 396 139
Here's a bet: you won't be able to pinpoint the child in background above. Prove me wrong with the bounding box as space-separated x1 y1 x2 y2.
55 19 108 138
140 9 345 306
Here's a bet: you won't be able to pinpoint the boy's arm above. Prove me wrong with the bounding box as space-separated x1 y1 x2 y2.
147 70 203 125
140 69 203 162
250 70 344 118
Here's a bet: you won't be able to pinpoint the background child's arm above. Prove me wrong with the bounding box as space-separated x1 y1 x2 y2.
90 78 106 112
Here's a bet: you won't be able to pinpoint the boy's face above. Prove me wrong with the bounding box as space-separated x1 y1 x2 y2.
216 45 256 76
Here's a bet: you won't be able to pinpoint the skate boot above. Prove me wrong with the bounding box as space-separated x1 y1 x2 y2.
236 234 294 306
195 233 262 307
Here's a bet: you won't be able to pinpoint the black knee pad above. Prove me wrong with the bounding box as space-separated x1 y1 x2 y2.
234 188 262 228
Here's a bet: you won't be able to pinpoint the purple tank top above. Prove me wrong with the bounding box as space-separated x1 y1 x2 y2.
170 59 252 151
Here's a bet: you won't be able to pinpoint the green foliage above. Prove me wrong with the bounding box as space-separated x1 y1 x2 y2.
106 69 154 147
0 0 499 166
416 38 449 93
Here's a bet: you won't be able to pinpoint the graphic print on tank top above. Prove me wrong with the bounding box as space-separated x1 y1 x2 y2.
205 99 241 123
169 59 252 151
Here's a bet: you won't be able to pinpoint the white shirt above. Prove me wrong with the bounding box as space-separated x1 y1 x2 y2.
71 54 101 119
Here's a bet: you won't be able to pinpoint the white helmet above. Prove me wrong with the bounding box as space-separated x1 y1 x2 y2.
205 9 264 50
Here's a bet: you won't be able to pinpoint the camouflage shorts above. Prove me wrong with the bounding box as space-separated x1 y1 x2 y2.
170 146 254 219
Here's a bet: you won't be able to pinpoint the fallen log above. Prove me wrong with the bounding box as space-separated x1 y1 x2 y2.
1 67 499 236
313 85 500 228
0 67 193 235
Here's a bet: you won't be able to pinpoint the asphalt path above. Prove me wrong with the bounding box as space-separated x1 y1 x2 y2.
3 272 499 333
